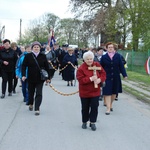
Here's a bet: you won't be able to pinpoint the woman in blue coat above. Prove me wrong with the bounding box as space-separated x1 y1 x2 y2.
100 42 127 115
62 48 78 86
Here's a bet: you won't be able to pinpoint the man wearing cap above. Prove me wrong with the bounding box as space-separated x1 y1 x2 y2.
22 41 50 116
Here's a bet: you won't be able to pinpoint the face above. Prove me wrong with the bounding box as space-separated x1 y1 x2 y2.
20 46 25 52
26 47 31 53
12 46 17 50
4 42 10 49
68 50 73 54
32 45 40 53
107 44 115 53
97 50 103 56
46 45 51 51
85 55 94 66
54 45 58 50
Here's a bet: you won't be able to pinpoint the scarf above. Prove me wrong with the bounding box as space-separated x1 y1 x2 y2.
108 52 115 60
32 51 40 57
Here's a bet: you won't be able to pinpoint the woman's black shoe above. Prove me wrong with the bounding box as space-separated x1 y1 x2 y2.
1 94 5 99
8 93 12 96
103 104 107 106
105 111 110 115
71 82 73 86
110 108 113 111
90 123 96 131
82 123 87 129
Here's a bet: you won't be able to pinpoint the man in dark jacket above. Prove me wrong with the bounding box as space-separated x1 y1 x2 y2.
0 39 18 98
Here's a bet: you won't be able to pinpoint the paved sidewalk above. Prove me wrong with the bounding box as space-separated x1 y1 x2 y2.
0 73 150 150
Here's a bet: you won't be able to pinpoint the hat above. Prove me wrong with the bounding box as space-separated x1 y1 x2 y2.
62 44 68 47
31 41 41 48
68 47 74 51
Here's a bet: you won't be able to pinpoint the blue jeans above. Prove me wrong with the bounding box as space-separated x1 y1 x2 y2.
21 79 28 104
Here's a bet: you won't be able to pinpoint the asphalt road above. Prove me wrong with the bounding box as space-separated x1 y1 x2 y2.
0 72 150 150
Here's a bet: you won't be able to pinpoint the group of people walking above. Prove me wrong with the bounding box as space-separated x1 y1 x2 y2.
0 39 127 131
77 42 127 131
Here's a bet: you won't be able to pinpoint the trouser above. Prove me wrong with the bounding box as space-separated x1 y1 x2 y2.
49 69 55 79
28 82 44 111
13 74 18 91
80 96 99 123
1 70 14 94
21 79 28 103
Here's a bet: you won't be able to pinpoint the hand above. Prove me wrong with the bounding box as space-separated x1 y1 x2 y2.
46 79 51 83
124 76 128 80
68 61 71 64
3 61 9 65
90 75 97 81
22 76 26 81
94 78 101 84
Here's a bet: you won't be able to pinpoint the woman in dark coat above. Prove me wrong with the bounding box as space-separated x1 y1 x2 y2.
0 39 18 98
100 42 127 115
22 41 50 116
62 48 78 86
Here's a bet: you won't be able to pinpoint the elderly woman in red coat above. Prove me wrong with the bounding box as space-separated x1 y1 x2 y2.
76 50 106 131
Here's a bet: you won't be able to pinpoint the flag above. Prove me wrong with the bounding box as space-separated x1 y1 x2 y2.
145 57 150 74
48 29 56 47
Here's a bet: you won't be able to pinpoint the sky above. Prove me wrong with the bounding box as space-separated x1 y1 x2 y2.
0 0 74 42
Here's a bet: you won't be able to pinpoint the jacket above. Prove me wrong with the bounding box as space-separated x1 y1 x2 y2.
22 52 50 83
0 48 18 72
77 61 106 98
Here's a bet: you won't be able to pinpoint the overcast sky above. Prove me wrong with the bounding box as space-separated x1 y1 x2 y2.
0 0 73 41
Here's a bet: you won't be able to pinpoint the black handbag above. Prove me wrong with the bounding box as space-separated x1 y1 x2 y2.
32 54 49 81
40 69 49 81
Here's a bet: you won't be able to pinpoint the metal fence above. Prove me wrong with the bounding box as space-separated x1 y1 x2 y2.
118 49 150 75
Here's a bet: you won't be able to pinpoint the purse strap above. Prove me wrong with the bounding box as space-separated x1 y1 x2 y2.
32 53 41 71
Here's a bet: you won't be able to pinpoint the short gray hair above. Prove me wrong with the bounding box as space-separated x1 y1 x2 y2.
83 50 94 61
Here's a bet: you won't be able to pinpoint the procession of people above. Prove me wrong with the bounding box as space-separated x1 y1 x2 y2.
0 38 127 131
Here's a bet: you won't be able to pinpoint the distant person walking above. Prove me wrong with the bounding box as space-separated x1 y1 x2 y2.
0 39 18 98
16 45 31 105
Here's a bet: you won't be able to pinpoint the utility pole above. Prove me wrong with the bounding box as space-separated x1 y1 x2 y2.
20 19 22 41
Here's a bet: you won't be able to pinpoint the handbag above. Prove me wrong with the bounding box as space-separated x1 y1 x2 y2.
40 69 49 81
32 54 49 81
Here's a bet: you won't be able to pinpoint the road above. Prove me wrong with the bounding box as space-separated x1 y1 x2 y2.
0 72 150 150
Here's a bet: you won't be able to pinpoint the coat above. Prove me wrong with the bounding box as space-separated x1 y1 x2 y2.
0 48 18 72
16 52 28 79
62 53 78 81
22 52 50 83
45 50 57 69
76 61 106 98
100 53 127 95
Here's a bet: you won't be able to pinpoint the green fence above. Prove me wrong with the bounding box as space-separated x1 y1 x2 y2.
118 49 150 75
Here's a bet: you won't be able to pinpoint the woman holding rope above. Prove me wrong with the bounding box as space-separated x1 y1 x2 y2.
62 48 78 86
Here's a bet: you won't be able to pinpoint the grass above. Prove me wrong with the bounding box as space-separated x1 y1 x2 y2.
122 70 150 104
126 70 150 85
